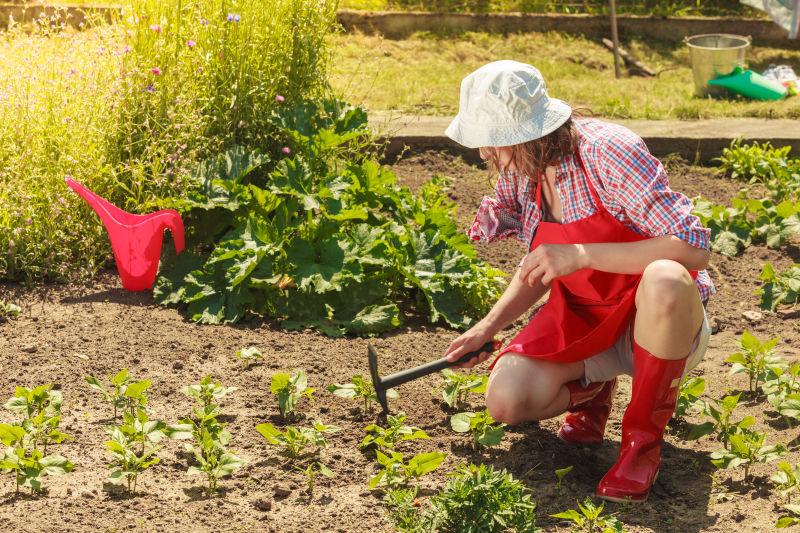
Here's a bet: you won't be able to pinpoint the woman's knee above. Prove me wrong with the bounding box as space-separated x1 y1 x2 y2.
485 356 565 424
636 259 695 315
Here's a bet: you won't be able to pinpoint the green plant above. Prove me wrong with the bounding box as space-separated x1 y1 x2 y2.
256 420 339 461
686 393 755 447
168 377 243 493
4 384 71 455
298 460 335 495
552 498 626 532
764 362 800 427
758 263 800 311
772 461 800 503
86 369 152 420
776 504 800 528
235 346 263 366
104 410 166 495
717 140 800 201
710 429 786 481
555 465 574 492
439 368 487 409
692 197 752 257
0 423 73 495
271 370 315 418
153 102 506 336
674 376 707 419
0 301 21 321
725 331 782 394
328 375 397 413
359 412 430 452
369 450 446 489
736 195 800 250
450 409 505 449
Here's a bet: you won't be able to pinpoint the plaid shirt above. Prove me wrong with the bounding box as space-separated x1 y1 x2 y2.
468 118 715 301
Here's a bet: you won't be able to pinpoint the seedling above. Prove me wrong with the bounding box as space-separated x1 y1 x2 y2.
439 369 487 410
236 346 263 366
725 331 782 394
450 409 505 449
271 370 314 418
758 262 800 311
255 420 338 461
551 498 626 532
4 384 71 454
328 375 397 414
369 450 446 489
776 504 800 528
674 376 707 419
0 301 21 321
555 465 574 492
772 461 800 502
686 393 755 448
0 423 73 495
710 429 786 481
86 369 151 420
360 412 429 453
764 363 800 427
105 424 161 495
296 461 334 495
168 377 244 494
181 375 237 409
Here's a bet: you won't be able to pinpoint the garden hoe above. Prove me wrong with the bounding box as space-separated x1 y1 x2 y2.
368 340 498 414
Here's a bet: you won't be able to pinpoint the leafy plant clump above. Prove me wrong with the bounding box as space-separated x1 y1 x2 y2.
772 461 800 503
717 140 800 202
359 412 430 453
710 429 786 481
725 331 782 394
439 368 487 410
758 262 800 311
328 374 397 414
154 99 505 336
168 376 244 494
236 346 264 366
450 409 506 449
763 362 800 427
674 376 707 420
369 450 446 489
686 393 755 447
385 463 539 533
0 301 21 322
271 370 315 419
0 384 74 494
86 369 151 420
551 497 626 532
104 406 167 495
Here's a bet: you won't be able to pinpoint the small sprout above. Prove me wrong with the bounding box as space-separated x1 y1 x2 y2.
271 370 314 419
181 375 237 408
725 331 782 394
235 346 263 367
296 461 334 495
772 461 800 503
551 497 627 532
555 465 574 492
710 429 786 481
86 369 151 420
256 420 338 461
328 375 397 414
360 412 429 453
369 450 446 489
0 301 21 321
450 409 505 449
439 369 487 410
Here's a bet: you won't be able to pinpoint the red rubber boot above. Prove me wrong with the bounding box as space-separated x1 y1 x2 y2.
596 342 686 503
558 379 617 445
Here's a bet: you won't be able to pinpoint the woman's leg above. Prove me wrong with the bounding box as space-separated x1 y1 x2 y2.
598 259 705 503
485 355 585 425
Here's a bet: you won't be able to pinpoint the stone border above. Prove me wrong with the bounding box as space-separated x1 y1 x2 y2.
337 10 799 48
0 3 119 28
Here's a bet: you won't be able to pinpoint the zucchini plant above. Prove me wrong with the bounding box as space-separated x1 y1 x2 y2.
235 346 264 367
271 370 314 419
450 409 505 449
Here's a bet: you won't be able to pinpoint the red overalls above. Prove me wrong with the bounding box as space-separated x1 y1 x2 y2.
489 150 696 503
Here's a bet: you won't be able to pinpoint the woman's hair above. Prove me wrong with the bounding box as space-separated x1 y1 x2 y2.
483 111 583 180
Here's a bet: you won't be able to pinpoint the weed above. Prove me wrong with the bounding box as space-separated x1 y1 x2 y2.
776 504 800 528
0 301 21 321
555 465 574 492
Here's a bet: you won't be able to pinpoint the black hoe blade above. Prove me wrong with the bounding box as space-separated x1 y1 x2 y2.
367 344 389 413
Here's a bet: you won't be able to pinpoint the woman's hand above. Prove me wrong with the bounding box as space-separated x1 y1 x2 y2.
444 323 497 369
519 244 588 287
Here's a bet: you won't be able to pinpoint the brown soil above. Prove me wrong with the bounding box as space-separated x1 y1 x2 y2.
0 152 798 533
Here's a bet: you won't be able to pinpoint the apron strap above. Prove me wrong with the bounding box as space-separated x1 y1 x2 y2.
574 149 605 211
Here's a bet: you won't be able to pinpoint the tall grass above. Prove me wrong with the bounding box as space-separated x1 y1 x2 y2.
0 0 339 282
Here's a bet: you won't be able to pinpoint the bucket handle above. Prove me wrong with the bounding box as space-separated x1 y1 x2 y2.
683 34 752 45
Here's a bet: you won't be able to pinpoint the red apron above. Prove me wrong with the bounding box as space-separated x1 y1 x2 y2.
490 152 696 367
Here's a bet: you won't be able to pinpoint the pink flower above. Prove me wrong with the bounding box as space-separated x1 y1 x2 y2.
150 67 162 76
275 94 285 103
123 45 131 53
281 147 291 155
186 39 196 49
149 24 162 33
25 218 32 226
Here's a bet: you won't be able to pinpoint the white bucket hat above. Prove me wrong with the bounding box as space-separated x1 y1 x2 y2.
445 60 572 149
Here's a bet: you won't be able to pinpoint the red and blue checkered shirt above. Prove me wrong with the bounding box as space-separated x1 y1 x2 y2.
468 118 715 301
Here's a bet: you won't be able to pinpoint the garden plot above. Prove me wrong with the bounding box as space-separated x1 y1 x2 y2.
0 153 798 532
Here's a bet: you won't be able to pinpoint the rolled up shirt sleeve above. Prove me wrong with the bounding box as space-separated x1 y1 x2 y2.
597 133 711 251
467 172 526 243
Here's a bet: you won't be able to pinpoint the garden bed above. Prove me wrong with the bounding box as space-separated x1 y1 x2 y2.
0 152 797 532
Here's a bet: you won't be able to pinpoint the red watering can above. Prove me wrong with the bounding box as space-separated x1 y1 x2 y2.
65 177 185 291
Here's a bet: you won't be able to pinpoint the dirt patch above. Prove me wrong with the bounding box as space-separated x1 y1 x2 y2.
0 152 798 532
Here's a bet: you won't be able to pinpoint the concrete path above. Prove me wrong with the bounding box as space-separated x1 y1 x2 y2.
371 113 800 164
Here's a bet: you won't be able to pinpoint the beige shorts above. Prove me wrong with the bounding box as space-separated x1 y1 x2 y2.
582 307 711 385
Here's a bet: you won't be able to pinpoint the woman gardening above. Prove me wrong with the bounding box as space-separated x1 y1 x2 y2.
443 60 713 503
